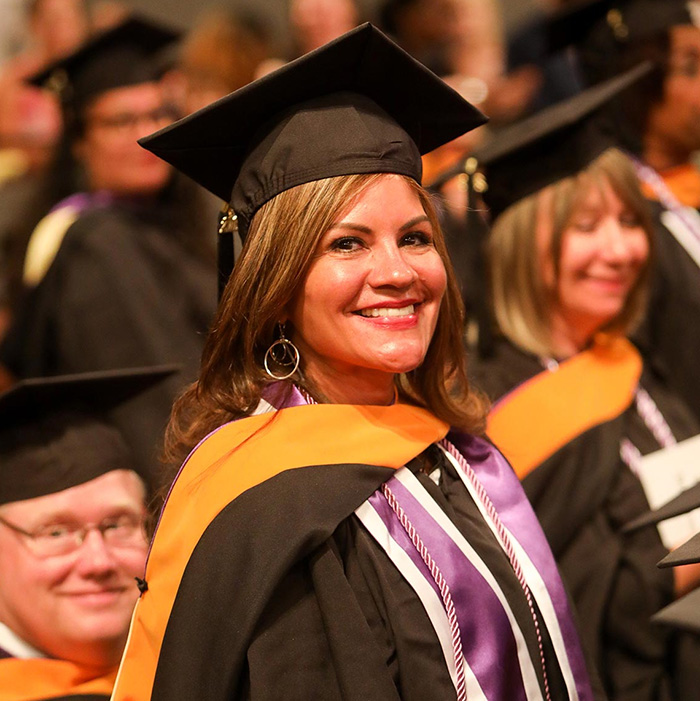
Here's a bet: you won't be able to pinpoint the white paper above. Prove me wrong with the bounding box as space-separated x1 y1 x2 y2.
635 434 700 549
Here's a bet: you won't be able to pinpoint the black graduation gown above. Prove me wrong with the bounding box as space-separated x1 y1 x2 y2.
633 201 700 423
469 338 700 701
0 201 216 486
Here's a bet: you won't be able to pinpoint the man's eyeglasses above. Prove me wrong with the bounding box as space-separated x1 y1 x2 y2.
0 513 146 558
87 106 180 132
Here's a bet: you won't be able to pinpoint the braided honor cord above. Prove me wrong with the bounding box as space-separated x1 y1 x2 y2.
440 439 552 701
381 481 468 701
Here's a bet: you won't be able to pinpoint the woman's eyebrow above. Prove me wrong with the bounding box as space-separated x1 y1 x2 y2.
329 222 372 234
329 215 430 234
399 215 431 231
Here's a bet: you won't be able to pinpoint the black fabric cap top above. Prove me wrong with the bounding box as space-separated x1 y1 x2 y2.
139 23 487 242
509 0 616 65
544 0 616 54
29 15 179 110
466 61 650 218
658 530 700 568
622 481 700 533
0 366 176 505
598 0 694 44
652 587 700 634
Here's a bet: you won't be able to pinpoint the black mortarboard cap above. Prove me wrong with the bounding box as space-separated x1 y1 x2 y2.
509 0 615 68
430 62 649 218
29 16 179 110
138 23 487 260
0 366 176 505
652 587 700 634
658 530 700 568
597 0 694 45
578 0 697 84
623 482 700 534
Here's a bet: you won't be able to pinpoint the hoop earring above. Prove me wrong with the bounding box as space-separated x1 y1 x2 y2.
264 323 300 380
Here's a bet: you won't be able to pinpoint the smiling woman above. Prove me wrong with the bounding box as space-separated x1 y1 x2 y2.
468 64 700 700
111 25 600 701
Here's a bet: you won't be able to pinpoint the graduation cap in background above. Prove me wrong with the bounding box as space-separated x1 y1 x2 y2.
577 0 698 85
509 0 615 68
594 0 696 45
653 522 700 634
138 22 487 296
652 587 700 635
29 15 180 111
618 479 700 634
623 482 700 534
430 61 650 219
0 366 176 505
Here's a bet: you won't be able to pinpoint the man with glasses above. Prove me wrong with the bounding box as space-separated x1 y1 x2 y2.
0 367 170 700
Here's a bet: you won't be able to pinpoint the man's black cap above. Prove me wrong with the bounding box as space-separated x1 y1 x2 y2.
0 366 176 505
29 16 179 110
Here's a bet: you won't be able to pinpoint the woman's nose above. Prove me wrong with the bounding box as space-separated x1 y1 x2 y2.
600 218 633 260
368 244 417 287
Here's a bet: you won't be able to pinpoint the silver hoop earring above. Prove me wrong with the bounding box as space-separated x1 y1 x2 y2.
264 323 300 380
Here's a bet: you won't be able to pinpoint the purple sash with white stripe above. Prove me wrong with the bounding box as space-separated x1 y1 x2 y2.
357 434 594 701
448 432 592 700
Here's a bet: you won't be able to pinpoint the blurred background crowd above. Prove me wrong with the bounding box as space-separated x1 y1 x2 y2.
2 0 700 699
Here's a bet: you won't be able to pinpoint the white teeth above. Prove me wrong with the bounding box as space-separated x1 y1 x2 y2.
359 304 415 318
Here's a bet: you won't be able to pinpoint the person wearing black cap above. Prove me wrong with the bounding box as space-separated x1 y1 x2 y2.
466 67 700 700
0 16 217 486
110 24 601 701
575 0 700 425
0 367 172 701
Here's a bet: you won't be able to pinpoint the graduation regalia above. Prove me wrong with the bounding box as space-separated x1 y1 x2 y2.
0 658 115 701
113 385 595 700
0 194 216 482
470 336 700 700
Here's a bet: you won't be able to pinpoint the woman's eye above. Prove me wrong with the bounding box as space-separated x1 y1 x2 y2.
674 57 700 78
570 219 597 233
329 236 363 252
401 231 432 246
620 214 640 228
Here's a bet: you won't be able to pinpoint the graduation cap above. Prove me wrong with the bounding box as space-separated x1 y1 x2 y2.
597 0 695 44
577 0 698 85
29 15 180 111
658 531 700 568
0 366 176 505
652 587 700 634
509 0 615 68
623 482 700 534
430 61 650 219
138 22 487 293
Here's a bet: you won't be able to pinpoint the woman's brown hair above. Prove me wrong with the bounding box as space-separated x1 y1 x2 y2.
163 172 487 472
489 148 654 358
